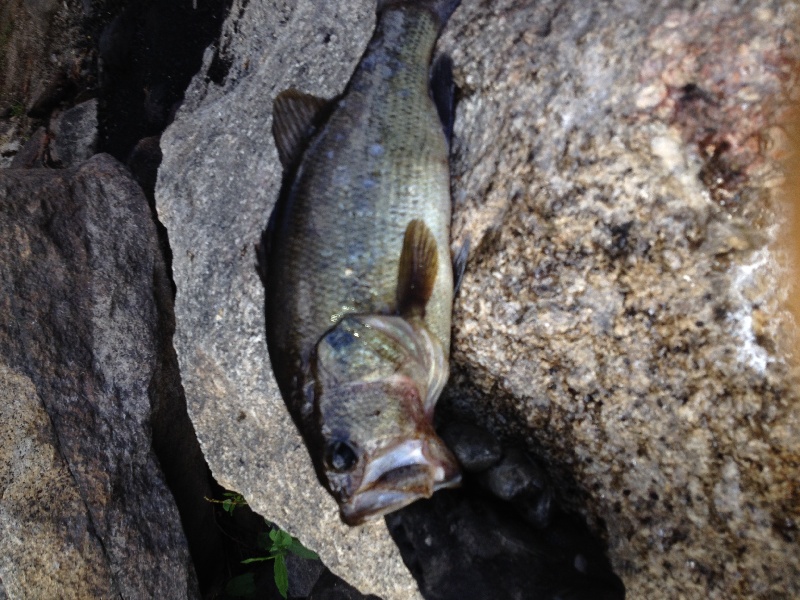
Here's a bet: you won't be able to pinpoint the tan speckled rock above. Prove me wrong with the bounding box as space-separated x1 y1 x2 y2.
0 364 117 598
440 1 800 598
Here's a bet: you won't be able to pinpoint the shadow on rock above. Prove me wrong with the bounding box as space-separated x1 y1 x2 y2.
386 424 625 600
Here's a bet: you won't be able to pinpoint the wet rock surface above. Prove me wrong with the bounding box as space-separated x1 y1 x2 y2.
0 155 199 597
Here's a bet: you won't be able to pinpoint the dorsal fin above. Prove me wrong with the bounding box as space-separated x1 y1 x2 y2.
397 220 439 317
272 89 329 167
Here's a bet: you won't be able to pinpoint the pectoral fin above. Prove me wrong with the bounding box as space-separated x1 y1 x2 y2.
272 89 329 168
397 220 439 317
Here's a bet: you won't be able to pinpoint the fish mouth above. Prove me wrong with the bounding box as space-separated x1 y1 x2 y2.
339 437 461 525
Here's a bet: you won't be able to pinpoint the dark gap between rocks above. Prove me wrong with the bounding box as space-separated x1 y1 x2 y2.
95 0 234 162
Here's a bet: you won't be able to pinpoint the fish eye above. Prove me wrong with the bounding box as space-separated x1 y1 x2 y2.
325 440 358 472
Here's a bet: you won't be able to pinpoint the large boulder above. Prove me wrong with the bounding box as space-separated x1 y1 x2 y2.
156 0 799 598
441 1 799 598
0 155 199 598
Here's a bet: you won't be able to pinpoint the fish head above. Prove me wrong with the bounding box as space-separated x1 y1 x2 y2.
314 378 461 525
310 315 461 525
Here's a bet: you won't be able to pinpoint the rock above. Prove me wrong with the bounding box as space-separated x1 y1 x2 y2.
96 1 231 161
438 1 800 598
387 427 620 599
8 127 48 168
0 139 21 168
49 99 98 167
386 488 624 600
440 422 502 472
126 135 163 203
0 154 199 598
310 569 383 600
0 0 84 119
0 364 118 598
286 553 327 598
156 0 799 599
157 2 422 598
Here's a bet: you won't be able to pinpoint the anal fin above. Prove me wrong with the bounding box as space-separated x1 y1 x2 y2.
397 220 439 317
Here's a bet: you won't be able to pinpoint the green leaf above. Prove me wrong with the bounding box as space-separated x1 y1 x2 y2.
270 528 293 550
241 556 273 564
274 554 289 599
222 499 233 513
288 538 319 560
225 573 256 597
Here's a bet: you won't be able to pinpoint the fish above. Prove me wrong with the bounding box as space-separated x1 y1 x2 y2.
258 0 464 525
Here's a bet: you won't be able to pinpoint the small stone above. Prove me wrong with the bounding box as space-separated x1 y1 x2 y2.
50 99 99 167
482 448 549 502
439 422 502 472
10 127 48 169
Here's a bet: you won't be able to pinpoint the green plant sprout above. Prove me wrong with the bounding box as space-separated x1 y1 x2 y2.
206 491 319 599
241 528 320 598
204 491 248 515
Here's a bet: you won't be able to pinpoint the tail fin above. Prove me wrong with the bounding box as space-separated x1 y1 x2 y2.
377 0 461 29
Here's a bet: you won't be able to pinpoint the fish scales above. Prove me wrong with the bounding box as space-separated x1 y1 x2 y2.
263 0 461 525
273 9 451 353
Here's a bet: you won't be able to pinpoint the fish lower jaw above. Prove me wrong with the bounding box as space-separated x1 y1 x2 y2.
339 476 460 526
338 458 462 525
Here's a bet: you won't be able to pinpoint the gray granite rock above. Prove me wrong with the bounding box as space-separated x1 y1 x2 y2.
49 99 98 167
157 1 422 599
0 154 199 598
156 0 799 598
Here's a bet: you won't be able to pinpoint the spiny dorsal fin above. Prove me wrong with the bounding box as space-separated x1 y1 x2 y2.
397 219 439 317
272 89 329 168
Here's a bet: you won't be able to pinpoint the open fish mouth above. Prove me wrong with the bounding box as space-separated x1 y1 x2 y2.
339 437 461 525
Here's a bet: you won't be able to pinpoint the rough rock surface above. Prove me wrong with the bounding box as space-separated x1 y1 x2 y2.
439 1 800 599
0 155 199 598
156 0 799 599
0 0 88 167
157 2 423 599
49 98 98 167
0 0 83 115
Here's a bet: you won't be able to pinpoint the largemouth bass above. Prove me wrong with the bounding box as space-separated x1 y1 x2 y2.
259 0 462 525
